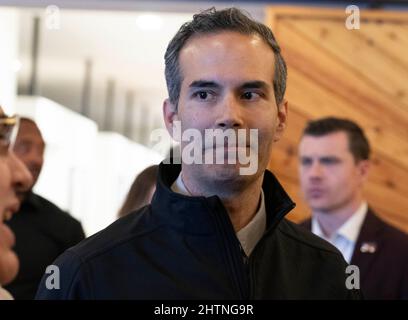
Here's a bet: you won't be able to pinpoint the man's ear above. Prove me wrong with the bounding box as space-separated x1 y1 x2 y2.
273 99 288 142
163 99 180 141
357 159 370 183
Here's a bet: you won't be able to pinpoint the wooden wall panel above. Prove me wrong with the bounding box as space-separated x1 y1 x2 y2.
266 6 408 232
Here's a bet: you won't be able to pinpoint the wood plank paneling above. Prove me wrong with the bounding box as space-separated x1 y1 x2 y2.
266 6 408 232
288 19 408 109
278 19 408 140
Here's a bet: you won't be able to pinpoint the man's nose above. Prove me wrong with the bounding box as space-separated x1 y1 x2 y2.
215 94 244 129
309 161 324 179
9 151 33 192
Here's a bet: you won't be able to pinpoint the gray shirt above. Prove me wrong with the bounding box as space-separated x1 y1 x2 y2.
171 173 266 257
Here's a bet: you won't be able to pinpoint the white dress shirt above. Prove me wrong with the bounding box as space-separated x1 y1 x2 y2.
312 202 368 263
171 173 266 257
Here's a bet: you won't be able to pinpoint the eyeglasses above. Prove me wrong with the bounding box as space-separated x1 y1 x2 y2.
0 114 19 156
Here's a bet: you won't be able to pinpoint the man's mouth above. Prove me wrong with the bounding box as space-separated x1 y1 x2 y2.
307 188 325 198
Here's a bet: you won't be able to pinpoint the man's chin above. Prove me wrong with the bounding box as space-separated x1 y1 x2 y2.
208 162 246 175
310 203 336 213
204 164 260 185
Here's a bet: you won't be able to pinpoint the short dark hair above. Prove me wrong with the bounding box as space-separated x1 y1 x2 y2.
302 117 371 162
164 7 287 108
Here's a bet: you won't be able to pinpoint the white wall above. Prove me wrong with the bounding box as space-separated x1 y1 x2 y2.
84 132 163 235
16 96 163 236
0 8 18 113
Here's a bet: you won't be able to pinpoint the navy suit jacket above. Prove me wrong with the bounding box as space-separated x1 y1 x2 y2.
301 209 408 299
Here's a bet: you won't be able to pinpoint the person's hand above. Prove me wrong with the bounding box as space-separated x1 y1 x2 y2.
0 223 19 285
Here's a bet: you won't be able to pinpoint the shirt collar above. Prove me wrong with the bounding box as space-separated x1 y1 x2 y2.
312 202 368 243
236 190 266 257
171 172 267 256
337 202 368 243
171 172 190 196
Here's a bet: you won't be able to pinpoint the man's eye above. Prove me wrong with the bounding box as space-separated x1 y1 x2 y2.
241 91 260 100
321 158 340 165
199 92 208 99
193 91 214 101
301 158 312 166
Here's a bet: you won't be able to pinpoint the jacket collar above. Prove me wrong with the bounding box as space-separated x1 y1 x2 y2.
151 162 295 235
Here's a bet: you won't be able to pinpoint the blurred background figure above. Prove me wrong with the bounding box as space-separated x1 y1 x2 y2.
4 117 85 300
298 117 408 299
0 107 32 299
117 164 158 218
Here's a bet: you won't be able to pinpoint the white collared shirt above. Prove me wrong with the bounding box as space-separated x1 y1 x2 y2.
312 202 368 263
171 173 266 257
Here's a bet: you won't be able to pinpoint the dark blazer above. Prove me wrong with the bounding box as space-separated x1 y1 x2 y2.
5 192 85 299
301 209 408 299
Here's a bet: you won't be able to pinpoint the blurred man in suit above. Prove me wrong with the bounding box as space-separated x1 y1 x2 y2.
299 117 408 299
0 107 33 299
5 118 85 299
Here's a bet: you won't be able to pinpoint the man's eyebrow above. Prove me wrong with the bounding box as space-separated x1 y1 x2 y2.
189 80 220 89
240 81 269 89
318 156 342 163
188 80 270 90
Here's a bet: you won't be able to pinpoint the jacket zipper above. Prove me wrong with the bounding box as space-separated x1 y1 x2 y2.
248 202 295 299
206 198 249 299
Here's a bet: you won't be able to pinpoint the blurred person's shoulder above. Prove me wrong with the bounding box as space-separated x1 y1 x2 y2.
367 210 408 258
374 212 408 244
27 192 79 224
277 218 346 256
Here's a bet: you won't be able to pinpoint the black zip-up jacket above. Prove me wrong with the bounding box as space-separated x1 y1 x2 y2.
36 163 361 299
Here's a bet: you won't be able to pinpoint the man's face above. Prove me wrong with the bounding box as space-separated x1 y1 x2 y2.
164 31 287 191
13 120 45 188
0 109 33 284
299 131 369 213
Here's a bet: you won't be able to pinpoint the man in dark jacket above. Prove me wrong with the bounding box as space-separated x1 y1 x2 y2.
299 117 408 299
36 7 360 300
5 118 85 299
